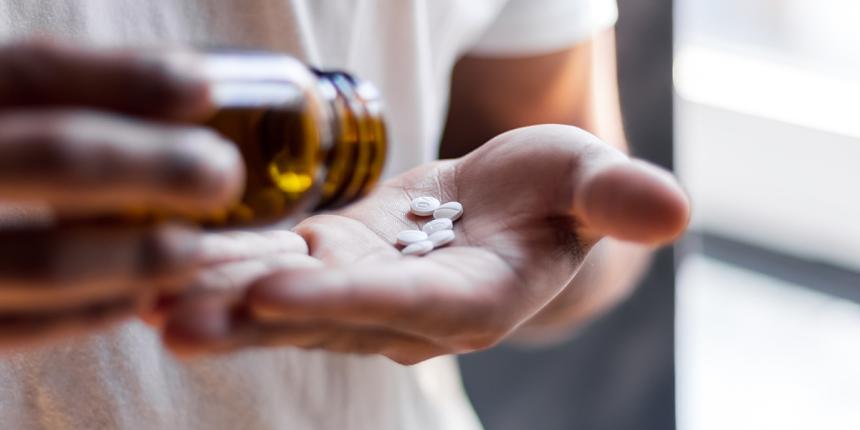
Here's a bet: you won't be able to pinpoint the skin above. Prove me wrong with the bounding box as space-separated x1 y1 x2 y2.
0 42 247 347
164 126 687 365
0 32 689 365
160 31 690 364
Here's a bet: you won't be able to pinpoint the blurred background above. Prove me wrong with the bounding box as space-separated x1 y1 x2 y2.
676 0 860 429
460 0 860 429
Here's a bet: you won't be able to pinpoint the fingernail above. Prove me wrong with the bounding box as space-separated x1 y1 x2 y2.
161 53 214 116
128 52 213 120
163 53 206 88
184 129 242 176
163 52 209 99
163 130 245 206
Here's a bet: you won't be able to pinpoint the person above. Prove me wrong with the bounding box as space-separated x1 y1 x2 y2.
0 1 689 429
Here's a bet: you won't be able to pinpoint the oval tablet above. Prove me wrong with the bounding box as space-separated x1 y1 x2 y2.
401 240 434 256
433 201 463 221
428 229 455 248
410 197 440 216
396 230 428 246
422 218 453 235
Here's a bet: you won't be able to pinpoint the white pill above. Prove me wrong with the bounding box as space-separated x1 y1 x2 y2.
410 196 440 216
428 229 455 248
396 230 428 246
433 201 464 221
422 218 453 235
401 240 434 256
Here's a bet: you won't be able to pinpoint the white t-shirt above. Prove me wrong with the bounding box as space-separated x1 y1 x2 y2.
0 1 617 429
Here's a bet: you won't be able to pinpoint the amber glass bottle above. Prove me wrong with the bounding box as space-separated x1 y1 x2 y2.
198 53 387 226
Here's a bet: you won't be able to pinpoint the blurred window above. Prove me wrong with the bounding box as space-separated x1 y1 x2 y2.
674 1 860 429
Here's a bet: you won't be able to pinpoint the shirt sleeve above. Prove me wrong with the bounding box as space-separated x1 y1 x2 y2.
468 0 618 57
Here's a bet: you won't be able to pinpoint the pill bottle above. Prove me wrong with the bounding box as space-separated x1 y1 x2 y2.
196 52 387 226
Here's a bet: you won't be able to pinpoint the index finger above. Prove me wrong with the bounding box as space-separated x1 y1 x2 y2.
0 41 211 120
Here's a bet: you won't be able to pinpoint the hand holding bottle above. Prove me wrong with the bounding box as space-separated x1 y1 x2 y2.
0 41 244 348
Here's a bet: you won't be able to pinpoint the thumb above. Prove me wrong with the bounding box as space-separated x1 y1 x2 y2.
574 157 690 245
459 124 689 246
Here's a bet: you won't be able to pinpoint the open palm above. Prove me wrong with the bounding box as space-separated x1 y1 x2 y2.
164 125 688 364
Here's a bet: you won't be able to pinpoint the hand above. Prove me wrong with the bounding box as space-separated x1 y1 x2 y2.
163 125 689 364
0 41 243 348
141 230 322 331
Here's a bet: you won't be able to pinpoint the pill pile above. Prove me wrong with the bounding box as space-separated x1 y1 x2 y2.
397 197 464 256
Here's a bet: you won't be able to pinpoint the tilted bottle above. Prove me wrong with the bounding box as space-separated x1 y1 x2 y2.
194 52 387 226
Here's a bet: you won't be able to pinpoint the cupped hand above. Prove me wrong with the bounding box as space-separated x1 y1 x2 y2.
164 125 689 364
0 41 244 348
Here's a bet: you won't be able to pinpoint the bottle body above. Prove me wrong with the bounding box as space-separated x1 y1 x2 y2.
198 53 387 226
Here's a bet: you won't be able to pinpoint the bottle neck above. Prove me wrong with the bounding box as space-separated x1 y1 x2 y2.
199 52 387 216
313 70 387 210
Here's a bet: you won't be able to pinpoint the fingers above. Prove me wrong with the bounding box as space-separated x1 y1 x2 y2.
0 223 199 349
0 41 211 120
160 293 239 356
0 110 243 213
244 250 517 351
194 253 323 293
163 293 450 364
0 296 137 348
143 250 320 330
198 230 310 265
162 248 515 357
247 263 435 325
0 223 201 312
575 158 690 244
